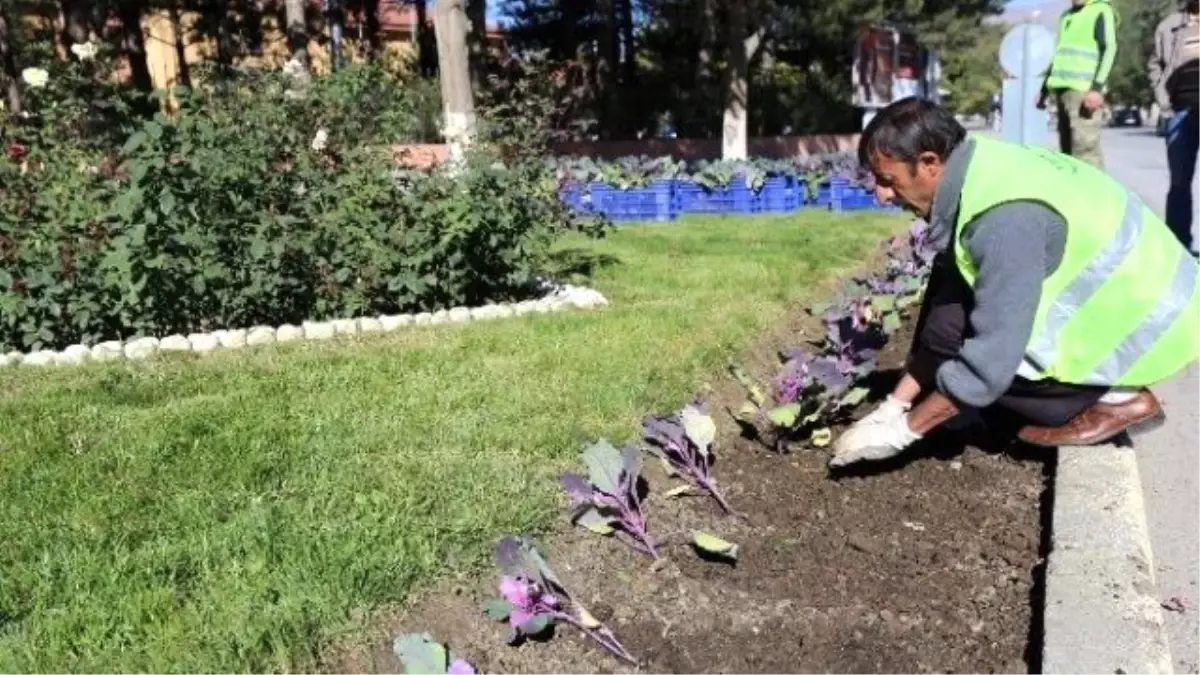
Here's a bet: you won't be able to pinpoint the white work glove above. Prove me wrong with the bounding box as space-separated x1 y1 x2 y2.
855 395 911 428
829 406 922 468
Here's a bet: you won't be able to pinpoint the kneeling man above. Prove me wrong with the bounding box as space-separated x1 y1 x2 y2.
830 97 1199 468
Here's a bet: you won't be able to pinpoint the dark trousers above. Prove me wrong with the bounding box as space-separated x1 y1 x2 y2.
1165 106 1199 253
905 255 1106 427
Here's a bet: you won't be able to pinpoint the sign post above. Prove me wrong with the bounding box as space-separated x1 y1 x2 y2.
998 22 1055 146
853 24 941 130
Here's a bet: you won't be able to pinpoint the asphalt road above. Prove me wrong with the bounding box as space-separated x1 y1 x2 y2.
1100 127 1200 674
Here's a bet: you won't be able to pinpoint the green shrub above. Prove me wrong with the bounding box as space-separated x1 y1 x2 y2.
0 59 607 353
191 59 444 145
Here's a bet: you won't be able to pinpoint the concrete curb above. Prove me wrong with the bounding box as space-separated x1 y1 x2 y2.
1042 444 1174 674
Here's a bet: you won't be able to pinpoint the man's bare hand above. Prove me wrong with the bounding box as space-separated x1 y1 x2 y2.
1083 90 1104 111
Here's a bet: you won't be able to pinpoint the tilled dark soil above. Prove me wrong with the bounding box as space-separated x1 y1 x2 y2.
324 280 1051 674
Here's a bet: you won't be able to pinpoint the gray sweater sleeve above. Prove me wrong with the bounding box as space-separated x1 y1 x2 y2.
934 201 1065 408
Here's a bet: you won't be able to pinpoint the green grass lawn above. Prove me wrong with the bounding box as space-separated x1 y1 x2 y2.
0 211 903 672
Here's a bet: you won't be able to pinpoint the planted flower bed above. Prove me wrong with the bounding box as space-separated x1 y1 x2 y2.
554 155 901 222
328 221 1047 675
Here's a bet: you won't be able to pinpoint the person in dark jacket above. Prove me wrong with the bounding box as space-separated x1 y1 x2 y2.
1149 0 1200 255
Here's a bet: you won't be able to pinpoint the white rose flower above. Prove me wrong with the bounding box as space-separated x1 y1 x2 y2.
21 68 49 88
310 128 329 152
70 41 98 61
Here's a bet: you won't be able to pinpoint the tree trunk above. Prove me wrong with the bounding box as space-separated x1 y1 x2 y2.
244 0 266 56
618 0 637 135
362 0 381 60
559 1 578 62
692 0 716 138
466 0 486 94
596 0 618 137
60 0 94 47
721 1 762 160
619 0 635 86
0 7 22 116
284 0 310 72
169 0 192 87
433 0 476 169
415 0 436 77
212 0 235 69
117 0 154 99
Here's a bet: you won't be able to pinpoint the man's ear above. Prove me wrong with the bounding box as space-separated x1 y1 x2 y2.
915 150 943 178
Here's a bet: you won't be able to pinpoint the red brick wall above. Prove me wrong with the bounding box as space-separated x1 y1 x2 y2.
392 133 862 168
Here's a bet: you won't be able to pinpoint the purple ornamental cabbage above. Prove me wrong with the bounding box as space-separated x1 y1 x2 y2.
642 402 736 514
776 352 810 404
776 350 852 402
908 218 938 267
822 305 881 377
757 222 934 443
560 440 659 558
482 536 639 666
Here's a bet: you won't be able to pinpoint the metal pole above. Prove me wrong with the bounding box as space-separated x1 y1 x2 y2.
1020 23 1029 143
326 0 344 71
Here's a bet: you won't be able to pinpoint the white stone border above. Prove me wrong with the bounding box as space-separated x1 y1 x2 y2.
0 284 609 368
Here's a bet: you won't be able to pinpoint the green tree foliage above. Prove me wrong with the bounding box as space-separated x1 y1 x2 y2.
497 0 1005 137
5 0 1006 140
937 21 1005 115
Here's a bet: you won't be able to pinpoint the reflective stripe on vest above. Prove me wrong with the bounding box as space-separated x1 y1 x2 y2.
953 135 1200 388
1057 46 1099 58
1045 2 1109 91
1025 189 1199 384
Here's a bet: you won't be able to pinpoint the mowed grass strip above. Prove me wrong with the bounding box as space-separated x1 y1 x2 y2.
0 211 902 672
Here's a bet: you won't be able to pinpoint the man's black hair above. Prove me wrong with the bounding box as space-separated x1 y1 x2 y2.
857 97 967 173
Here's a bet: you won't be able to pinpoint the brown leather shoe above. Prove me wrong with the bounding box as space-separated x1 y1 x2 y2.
1017 389 1166 448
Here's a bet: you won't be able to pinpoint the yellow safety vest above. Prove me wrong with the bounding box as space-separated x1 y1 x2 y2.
953 136 1199 386
1045 0 1116 92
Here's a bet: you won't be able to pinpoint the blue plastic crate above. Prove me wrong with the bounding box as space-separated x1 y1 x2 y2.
814 178 885 212
588 180 677 222
759 176 801 212
675 178 759 214
827 178 852 211
835 185 882 211
811 182 834 208
558 184 588 214
561 174 895 218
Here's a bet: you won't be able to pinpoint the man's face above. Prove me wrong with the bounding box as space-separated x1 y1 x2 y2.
868 151 945 219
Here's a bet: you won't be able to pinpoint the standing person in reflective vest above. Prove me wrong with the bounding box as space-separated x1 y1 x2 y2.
1036 0 1119 169
829 98 1199 469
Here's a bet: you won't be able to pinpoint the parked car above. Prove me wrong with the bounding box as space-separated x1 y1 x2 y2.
1110 105 1143 127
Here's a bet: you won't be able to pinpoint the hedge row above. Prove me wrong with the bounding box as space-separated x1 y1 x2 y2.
0 71 605 354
